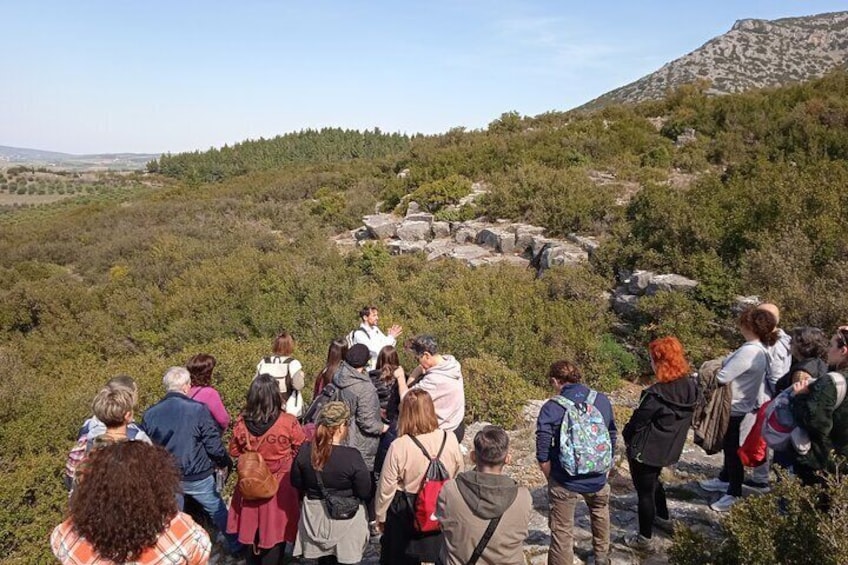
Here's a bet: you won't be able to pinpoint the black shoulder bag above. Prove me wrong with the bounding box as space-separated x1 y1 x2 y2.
315 470 360 520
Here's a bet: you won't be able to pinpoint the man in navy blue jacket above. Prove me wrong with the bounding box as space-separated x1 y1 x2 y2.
536 360 617 565
142 366 238 553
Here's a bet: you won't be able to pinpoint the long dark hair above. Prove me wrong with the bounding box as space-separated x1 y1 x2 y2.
69 442 180 562
244 374 281 424
317 338 347 388
376 345 400 385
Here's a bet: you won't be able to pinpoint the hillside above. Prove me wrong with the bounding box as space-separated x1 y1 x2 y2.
2 71 848 561
581 11 848 109
0 145 158 171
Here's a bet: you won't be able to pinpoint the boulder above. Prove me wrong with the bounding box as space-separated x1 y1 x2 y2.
397 168 410 179
612 294 640 317
541 244 588 268
431 221 450 239
626 270 654 295
406 200 421 215
477 228 516 254
732 295 761 315
566 233 601 255
645 274 699 296
362 214 400 240
424 239 453 261
396 220 432 241
487 255 531 268
449 245 491 262
454 221 484 244
514 224 547 252
387 240 426 255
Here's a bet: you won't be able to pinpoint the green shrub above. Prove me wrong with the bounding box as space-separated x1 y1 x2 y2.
402 174 472 214
670 470 848 565
462 354 545 429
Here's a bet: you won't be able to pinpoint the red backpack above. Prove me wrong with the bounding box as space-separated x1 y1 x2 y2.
409 431 450 533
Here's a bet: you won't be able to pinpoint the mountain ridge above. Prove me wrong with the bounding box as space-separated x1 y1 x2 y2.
580 10 848 110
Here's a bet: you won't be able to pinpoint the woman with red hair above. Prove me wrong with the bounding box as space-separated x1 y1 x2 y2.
622 337 699 552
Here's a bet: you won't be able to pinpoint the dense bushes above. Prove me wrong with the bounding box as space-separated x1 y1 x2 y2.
670 471 848 564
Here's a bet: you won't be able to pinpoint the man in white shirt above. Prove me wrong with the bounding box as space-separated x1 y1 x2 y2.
350 305 403 370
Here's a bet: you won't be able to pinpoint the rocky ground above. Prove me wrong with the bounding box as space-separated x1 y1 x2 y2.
212 383 764 564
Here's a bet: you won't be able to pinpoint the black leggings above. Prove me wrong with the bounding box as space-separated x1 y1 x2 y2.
246 541 286 565
723 415 745 497
629 459 669 538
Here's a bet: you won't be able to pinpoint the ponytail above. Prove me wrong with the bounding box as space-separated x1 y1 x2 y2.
311 425 335 471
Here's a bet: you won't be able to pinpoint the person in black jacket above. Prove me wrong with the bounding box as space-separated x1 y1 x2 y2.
622 337 699 552
142 366 239 554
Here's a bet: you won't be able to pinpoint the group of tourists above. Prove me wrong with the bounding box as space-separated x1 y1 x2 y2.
49 302 848 565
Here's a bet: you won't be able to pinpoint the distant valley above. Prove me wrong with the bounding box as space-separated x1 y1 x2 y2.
0 145 158 171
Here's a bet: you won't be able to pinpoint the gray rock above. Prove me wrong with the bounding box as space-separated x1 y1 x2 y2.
362 214 400 240
541 244 588 268
387 240 426 255
405 200 420 214
514 224 547 252
487 255 531 268
454 221 485 244
626 270 654 295
612 294 640 317
477 228 516 254
449 245 491 262
396 220 432 241
567 233 601 255
645 274 698 296
431 221 450 239
424 239 453 261
676 128 697 146
732 295 760 315
404 207 434 224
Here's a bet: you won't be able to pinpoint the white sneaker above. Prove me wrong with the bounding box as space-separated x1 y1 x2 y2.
710 494 738 512
699 477 730 492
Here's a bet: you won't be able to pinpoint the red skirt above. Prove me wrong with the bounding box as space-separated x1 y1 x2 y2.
227 458 300 549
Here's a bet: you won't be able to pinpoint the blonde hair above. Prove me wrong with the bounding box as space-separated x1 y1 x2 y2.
92 386 134 428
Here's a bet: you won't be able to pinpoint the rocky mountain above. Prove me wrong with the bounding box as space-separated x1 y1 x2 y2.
0 145 158 171
581 11 848 109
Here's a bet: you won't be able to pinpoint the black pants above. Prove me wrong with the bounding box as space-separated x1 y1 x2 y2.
628 459 669 538
723 415 746 497
246 541 286 565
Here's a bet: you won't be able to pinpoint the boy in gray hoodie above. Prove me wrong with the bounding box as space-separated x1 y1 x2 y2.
405 334 466 441
437 425 532 565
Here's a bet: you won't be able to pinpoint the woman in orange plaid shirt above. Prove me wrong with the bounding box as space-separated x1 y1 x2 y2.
51 441 211 564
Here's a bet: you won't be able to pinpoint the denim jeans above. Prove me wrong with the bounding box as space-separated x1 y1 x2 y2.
179 475 241 553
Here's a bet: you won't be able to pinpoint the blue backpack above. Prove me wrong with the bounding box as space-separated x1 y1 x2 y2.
551 391 613 475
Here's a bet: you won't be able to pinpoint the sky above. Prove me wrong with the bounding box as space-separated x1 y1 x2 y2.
1 1 846 155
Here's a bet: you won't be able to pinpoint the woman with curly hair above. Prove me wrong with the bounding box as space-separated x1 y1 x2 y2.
187 353 230 431
622 337 699 552
51 441 210 564
227 374 306 564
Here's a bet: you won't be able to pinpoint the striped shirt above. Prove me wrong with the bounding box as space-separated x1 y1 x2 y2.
51 512 210 564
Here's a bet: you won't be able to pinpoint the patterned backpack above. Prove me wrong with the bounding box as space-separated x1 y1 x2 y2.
551 391 612 475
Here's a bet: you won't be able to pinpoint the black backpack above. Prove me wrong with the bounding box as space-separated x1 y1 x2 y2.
302 382 341 424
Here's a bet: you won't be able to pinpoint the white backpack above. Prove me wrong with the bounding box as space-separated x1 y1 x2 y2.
255 356 303 417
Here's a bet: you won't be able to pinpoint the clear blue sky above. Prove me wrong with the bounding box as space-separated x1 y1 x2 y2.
1 1 845 155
